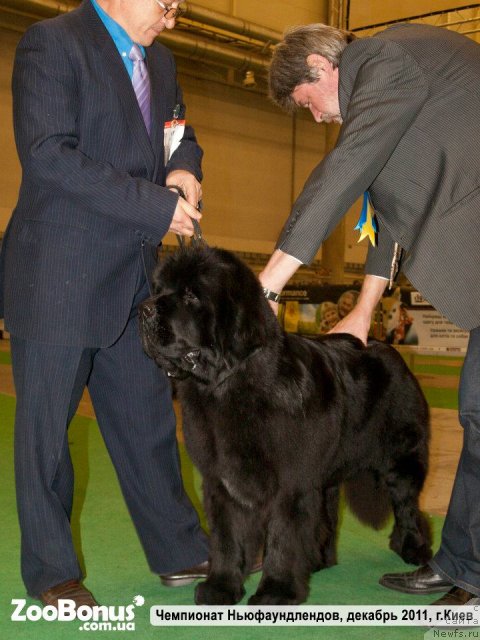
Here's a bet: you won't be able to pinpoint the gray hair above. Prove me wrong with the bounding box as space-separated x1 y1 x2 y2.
269 23 356 111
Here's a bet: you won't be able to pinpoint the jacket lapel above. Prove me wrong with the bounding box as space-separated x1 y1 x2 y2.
146 45 167 182
80 0 156 173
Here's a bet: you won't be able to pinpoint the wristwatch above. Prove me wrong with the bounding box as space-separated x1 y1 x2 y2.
262 287 281 303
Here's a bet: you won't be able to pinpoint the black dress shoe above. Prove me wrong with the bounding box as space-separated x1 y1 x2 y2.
160 559 263 588
160 561 210 587
432 587 480 606
379 564 452 594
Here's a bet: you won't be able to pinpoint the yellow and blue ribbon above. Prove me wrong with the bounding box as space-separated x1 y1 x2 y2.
354 191 378 246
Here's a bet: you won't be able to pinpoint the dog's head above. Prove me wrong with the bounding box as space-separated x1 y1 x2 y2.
139 246 279 382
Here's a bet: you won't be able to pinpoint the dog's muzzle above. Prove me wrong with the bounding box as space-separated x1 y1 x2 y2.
139 299 202 379
139 298 169 343
138 298 167 357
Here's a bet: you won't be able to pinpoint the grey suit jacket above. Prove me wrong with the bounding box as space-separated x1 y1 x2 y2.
0 0 202 346
277 24 480 330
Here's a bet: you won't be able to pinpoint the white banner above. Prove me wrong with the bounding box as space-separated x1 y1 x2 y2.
150 605 480 628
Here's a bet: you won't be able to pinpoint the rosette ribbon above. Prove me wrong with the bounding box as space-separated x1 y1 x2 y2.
354 191 378 246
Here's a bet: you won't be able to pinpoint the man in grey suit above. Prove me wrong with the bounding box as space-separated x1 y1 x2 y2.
0 0 210 606
259 23 480 605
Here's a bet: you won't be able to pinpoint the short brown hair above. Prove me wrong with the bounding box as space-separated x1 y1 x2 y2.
269 24 356 111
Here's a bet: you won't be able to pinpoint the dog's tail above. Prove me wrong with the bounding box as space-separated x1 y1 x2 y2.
344 471 391 530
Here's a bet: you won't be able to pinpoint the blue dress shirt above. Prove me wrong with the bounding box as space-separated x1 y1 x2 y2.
90 0 146 78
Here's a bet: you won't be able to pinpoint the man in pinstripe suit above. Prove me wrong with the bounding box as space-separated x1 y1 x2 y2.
260 23 480 605
0 0 210 606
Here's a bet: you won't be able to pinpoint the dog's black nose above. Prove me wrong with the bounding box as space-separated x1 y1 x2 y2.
140 300 156 319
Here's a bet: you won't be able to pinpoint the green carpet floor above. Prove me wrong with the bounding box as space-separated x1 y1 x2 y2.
0 361 454 640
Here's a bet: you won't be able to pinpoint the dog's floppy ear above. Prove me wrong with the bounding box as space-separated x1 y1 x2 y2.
213 252 279 364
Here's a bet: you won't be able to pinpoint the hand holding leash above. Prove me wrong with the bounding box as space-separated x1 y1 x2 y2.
168 193 202 237
166 169 202 207
168 185 205 248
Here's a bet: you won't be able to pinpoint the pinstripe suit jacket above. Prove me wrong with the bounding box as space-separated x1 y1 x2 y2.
277 24 480 330
0 0 202 346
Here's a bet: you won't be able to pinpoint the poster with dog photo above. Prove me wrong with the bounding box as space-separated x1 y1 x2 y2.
279 285 361 337
279 285 468 350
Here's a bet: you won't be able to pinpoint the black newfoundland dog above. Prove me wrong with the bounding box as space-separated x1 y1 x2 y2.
139 245 431 605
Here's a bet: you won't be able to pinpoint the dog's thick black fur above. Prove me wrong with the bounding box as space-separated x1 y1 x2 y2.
139 245 431 605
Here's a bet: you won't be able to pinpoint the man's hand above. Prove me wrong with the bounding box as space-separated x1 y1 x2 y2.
168 196 202 236
166 170 202 208
328 305 372 345
328 274 389 345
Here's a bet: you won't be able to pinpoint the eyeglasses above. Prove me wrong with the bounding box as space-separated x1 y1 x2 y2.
153 0 186 19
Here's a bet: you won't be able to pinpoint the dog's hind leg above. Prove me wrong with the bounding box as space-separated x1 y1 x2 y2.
314 485 339 571
384 456 432 565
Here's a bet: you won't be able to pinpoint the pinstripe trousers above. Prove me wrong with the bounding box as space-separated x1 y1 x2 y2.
430 326 480 594
11 277 208 597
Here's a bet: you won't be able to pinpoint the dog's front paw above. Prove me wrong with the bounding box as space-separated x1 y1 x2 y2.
248 578 306 606
248 592 302 606
195 580 245 605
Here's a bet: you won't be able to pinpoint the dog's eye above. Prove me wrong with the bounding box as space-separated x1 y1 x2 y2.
183 288 198 305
